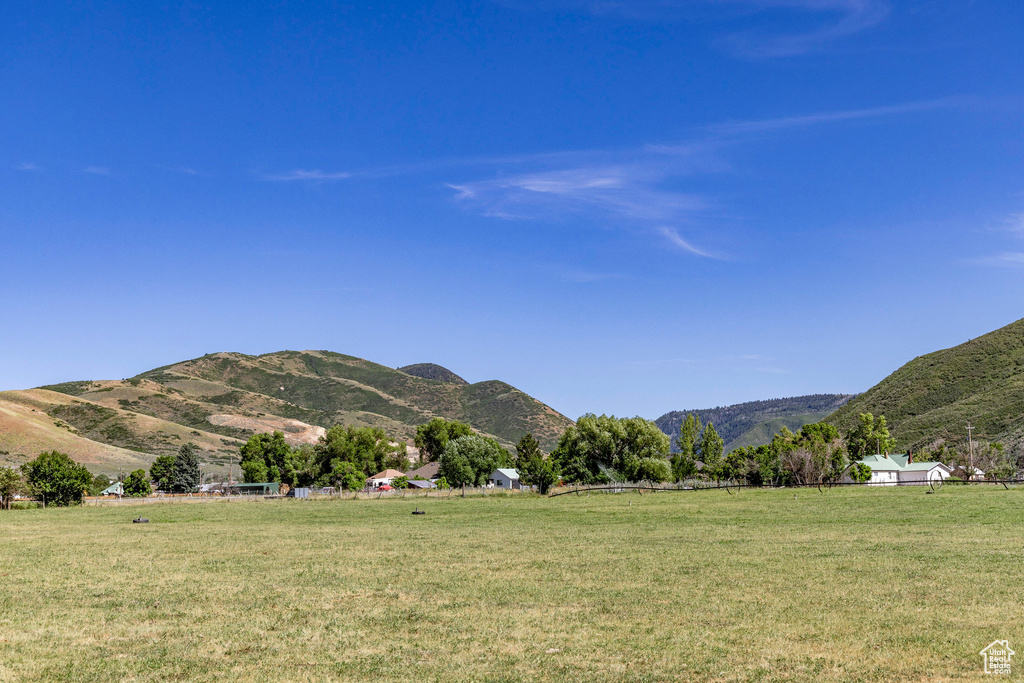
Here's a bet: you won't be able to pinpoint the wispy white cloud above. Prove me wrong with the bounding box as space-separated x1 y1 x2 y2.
657 226 719 258
1007 212 1024 236
15 162 40 171
154 165 215 177
500 0 890 56
448 154 717 256
974 212 1024 267
974 252 1024 268
83 166 111 176
707 97 965 135
260 169 353 182
445 97 959 259
719 0 890 57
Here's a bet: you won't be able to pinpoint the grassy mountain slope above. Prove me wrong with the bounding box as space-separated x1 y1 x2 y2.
0 389 239 475
656 394 855 453
826 317 1024 450
1 350 572 473
137 351 571 448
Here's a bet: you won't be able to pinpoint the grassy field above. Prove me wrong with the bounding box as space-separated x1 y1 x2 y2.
1 487 1021 682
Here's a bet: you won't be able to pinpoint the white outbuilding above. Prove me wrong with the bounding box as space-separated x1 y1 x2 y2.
489 468 521 490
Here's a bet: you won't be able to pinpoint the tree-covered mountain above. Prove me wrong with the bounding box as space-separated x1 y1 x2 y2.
826 317 1024 452
398 363 469 385
656 394 855 453
0 350 572 474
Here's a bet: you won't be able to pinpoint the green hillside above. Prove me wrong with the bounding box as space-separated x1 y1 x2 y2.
12 350 572 473
826 317 1024 451
656 394 855 453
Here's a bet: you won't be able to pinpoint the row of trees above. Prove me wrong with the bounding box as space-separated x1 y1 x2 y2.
238 425 410 490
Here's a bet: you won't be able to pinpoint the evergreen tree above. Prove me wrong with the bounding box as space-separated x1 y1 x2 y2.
173 443 201 493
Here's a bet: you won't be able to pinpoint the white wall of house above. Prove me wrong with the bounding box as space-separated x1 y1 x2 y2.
898 467 950 485
868 470 899 486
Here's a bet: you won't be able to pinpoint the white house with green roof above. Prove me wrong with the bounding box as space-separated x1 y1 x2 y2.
845 453 951 486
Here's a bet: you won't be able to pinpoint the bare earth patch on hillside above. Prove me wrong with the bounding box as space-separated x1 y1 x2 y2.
207 414 326 445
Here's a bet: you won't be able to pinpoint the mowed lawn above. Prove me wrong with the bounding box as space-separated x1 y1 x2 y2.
1 487 1022 682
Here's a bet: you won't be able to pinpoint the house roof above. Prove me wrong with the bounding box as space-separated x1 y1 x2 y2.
407 479 436 489
857 454 949 473
859 454 903 471
902 462 952 472
368 469 405 480
100 482 123 495
405 461 440 480
492 468 520 479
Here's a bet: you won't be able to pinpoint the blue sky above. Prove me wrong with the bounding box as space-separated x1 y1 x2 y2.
2 1 1023 421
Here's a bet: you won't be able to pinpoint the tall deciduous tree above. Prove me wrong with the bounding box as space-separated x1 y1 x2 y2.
846 413 896 460
123 469 151 497
439 435 510 487
515 433 557 494
671 414 701 482
149 454 176 491
414 418 473 462
239 432 291 483
173 443 201 493
311 425 408 485
21 451 92 507
550 414 670 484
697 423 725 480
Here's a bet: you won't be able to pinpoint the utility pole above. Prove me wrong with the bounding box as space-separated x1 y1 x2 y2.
966 422 975 479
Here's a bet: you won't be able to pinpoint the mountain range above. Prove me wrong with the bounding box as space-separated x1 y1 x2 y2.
655 394 855 453
0 351 573 475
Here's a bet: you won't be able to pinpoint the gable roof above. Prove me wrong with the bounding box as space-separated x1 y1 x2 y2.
492 468 520 479
857 454 948 473
405 461 441 480
100 482 124 495
901 462 952 472
859 454 904 471
368 469 405 480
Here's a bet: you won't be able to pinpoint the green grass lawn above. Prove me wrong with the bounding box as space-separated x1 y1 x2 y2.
1 487 1021 682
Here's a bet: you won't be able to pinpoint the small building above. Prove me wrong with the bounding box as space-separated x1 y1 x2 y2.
489 468 521 490
949 464 986 481
405 461 441 481
367 469 405 489
407 479 436 489
99 482 123 496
